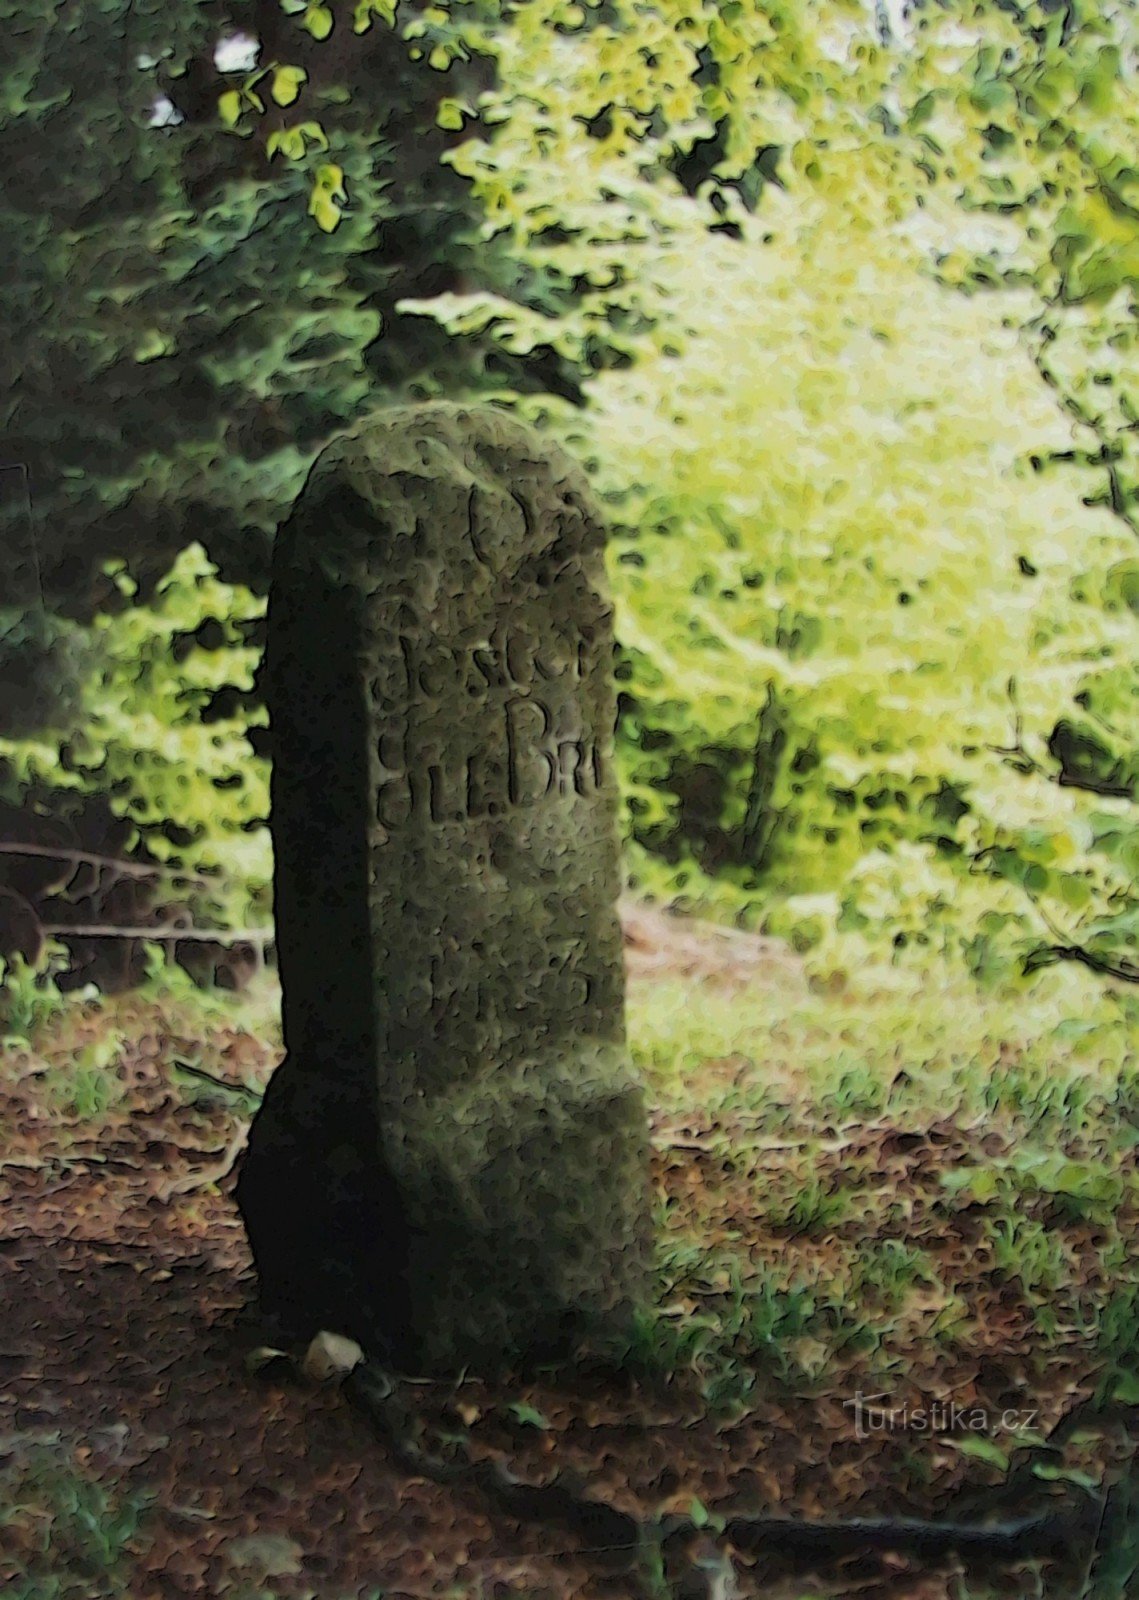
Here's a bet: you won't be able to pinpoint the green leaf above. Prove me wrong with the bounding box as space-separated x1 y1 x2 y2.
218 90 242 127
298 120 328 150
308 163 347 231
266 127 304 161
268 120 328 161
303 4 334 40
270 66 307 108
1033 1463 1104 1493
133 329 173 363
1108 1371 1139 1406
354 0 397 28
507 1402 552 1430
945 1435 1010 1472
939 1168 1000 1204
315 162 346 201
309 193 340 232
436 98 470 132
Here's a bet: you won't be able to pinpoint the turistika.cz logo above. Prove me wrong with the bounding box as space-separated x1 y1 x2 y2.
843 1392 1039 1441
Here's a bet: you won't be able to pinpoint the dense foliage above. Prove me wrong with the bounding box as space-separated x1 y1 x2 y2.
0 0 588 618
575 187 1139 985
5 0 1139 991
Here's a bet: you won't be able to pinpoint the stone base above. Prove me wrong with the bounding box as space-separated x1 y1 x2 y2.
382 1043 651 1372
237 1043 651 1375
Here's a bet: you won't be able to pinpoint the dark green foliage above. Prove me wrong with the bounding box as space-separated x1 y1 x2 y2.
0 1 579 607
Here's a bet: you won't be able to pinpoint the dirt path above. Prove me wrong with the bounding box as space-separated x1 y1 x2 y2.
0 1165 842 1600
0 1146 1101 1600
0 1136 832 1596
0 914 1118 1598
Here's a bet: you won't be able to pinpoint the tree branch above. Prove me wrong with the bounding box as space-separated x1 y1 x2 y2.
40 923 272 944
1025 315 1139 539
1022 942 1139 983
0 842 212 885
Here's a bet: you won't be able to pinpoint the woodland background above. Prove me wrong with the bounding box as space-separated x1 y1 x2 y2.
5 0 1139 1008
5 6 1139 1596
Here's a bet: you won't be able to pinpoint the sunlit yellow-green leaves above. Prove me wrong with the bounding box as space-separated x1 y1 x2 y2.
218 82 265 128
279 0 335 36
435 97 473 130
304 5 334 40
0 547 270 929
536 144 1139 980
266 120 328 161
270 65 308 107
307 161 348 231
354 0 398 31
250 0 891 242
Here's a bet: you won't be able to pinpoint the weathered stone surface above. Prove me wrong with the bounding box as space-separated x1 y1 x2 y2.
237 403 651 1372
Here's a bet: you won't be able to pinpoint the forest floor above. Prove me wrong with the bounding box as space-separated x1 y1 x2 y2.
1 909 1138 1599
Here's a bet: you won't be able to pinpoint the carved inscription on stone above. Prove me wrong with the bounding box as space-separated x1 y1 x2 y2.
373 634 604 830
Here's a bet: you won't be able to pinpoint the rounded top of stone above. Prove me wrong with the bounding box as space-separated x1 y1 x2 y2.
315 402 596 511
285 402 605 584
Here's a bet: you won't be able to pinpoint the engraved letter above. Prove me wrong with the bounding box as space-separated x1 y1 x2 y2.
506 698 556 806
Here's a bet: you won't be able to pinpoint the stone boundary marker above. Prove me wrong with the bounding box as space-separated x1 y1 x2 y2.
238 403 651 1372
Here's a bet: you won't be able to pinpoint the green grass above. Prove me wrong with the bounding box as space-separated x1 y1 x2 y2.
984 1216 1072 1297
626 958 1139 1410
41 1032 127 1122
0 948 279 1147
0 1446 152 1600
627 960 1139 1127
6 939 1139 1523
0 947 81 1049
758 1170 854 1236
854 1238 934 1292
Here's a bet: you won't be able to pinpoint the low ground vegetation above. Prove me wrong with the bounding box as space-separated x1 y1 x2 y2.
1 920 1137 1597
